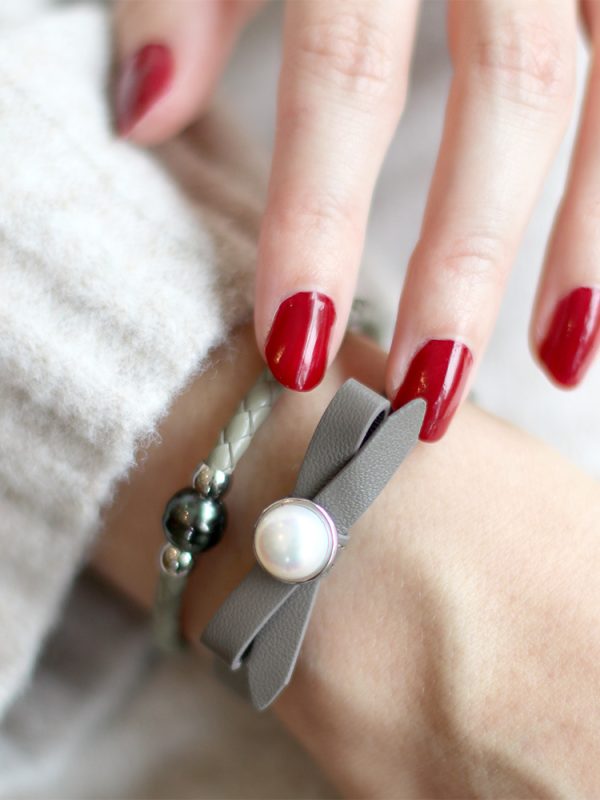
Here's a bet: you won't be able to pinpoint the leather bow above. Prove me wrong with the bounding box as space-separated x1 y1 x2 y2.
201 379 425 710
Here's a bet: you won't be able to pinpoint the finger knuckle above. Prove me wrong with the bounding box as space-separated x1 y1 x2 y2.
269 190 360 251
295 12 398 103
470 16 575 116
295 192 356 236
425 234 508 284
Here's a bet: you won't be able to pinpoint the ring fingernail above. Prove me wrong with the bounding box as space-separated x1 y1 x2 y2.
392 340 473 443
539 286 600 388
115 43 174 136
265 291 336 392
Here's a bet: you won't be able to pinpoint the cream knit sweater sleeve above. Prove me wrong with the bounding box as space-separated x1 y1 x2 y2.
0 1 265 717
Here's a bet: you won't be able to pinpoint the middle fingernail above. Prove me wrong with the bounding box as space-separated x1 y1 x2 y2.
265 291 336 392
539 286 600 388
116 43 174 136
392 339 473 443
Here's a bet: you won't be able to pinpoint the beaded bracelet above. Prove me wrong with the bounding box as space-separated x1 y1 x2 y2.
154 368 282 652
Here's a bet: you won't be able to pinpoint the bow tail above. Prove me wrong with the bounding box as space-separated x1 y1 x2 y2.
201 565 297 668
247 581 321 710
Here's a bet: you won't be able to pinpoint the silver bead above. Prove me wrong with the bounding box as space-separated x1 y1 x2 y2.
160 544 193 577
193 462 231 498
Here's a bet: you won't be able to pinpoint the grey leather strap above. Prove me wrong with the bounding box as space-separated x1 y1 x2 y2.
201 379 425 710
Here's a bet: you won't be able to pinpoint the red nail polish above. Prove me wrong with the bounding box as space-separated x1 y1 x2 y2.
539 286 600 388
265 292 336 391
115 44 173 136
392 340 473 443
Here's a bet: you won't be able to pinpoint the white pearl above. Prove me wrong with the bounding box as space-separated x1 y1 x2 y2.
254 499 337 583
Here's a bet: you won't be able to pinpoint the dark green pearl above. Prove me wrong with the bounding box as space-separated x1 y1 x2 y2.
162 488 226 554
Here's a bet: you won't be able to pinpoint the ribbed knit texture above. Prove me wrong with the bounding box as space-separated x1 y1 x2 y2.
0 1 264 717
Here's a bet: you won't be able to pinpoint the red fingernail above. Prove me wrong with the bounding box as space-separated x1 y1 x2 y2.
539 286 600 388
115 44 173 136
265 291 336 391
392 340 473 443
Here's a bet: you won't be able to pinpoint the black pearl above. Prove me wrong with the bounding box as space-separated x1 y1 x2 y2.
162 488 226 554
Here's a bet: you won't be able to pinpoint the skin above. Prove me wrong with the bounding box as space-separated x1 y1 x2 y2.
113 0 600 435
94 324 600 798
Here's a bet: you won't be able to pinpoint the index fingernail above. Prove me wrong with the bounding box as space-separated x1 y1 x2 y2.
116 43 174 136
539 286 600 388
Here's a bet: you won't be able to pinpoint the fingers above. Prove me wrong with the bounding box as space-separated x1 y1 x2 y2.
113 0 259 143
531 1 600 388
388 0 577 441
256 0 419 391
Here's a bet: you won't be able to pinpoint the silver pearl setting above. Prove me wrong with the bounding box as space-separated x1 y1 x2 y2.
253 498 338 584
160 544 194 577
193 462 231 498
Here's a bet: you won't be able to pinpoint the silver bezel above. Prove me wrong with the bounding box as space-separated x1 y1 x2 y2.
253 497 339 584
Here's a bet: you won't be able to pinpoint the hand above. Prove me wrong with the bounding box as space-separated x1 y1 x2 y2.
93 322 600 798
113 1 600 442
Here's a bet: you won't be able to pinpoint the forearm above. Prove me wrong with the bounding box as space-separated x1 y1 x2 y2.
93 323 600 799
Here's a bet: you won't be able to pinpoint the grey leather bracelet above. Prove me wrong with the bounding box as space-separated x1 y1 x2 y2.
201 379 425 710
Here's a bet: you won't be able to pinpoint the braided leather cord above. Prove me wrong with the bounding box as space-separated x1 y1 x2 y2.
154 369 282 653
204 291 378 476
153 564 188 652
206 369 282 474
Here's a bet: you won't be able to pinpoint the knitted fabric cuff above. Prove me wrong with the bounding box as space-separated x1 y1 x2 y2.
0 2 264 716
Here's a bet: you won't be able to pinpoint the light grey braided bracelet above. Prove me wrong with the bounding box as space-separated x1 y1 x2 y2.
154 368 282 652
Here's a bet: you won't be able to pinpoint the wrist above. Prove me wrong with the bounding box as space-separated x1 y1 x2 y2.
90 321 467 794
92 319 390 644
93 319 600 799
92 320 416 787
